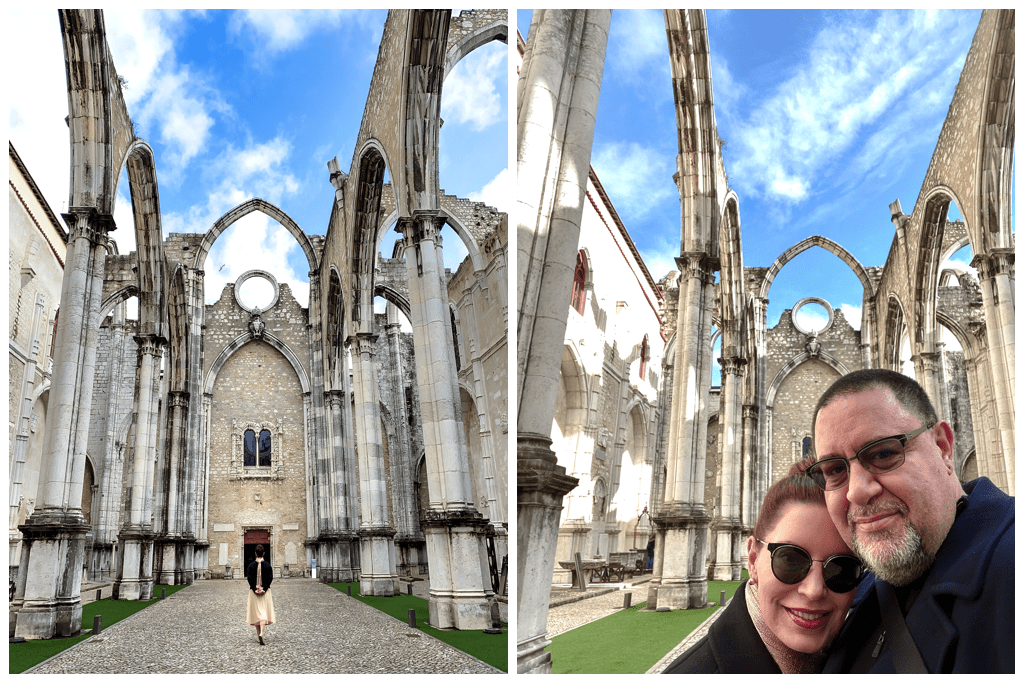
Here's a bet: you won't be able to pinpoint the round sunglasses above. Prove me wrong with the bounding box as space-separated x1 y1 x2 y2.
757 540 864 593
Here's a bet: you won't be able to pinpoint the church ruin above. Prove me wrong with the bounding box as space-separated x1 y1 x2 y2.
516 9 1013 674
9 9 509 640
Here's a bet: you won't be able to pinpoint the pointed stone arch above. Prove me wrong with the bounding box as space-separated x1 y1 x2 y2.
758 235 874 302
203 332 310 395
443 13 508 80
194 198 318 274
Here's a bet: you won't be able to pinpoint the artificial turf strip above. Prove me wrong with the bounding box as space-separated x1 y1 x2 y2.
9 584 189 674
548 578 745 675
329 582 508 672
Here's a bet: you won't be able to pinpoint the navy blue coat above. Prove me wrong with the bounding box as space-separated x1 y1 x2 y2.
823 477 1014 673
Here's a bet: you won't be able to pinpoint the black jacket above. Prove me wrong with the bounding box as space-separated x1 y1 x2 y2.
822 477 1014 673
663 581 781 673
246 559 274 593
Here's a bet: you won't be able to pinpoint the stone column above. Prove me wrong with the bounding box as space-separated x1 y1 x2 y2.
651 252 716 610
383 313 419 576
327 390 356 581
710 356 745 580
397 212 490 630
740 405 759 528
349 333 398 595
115 334 166 601
14 209 111 639
911 350 943 418
972 250 1014 492
516 9 611 672
157 391 188 585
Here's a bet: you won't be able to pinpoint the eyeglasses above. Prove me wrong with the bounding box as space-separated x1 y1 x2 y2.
806 424 934 491
757 540 864 593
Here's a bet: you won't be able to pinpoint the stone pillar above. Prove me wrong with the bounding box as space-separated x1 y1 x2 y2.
398 212 490 630
115 334 165 601
327 390 356 582
740 405 759 527
710 356 745 580
516 8 611 671
912 351 943 419
349 333 398 595
651 252 716 610
157 391 188 585
14 209 111 639
972 250 1014 493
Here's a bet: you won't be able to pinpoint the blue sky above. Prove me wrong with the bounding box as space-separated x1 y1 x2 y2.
518 9 993 339
9 8 508 313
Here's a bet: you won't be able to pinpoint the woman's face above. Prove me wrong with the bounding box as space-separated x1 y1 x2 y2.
747 502 856 654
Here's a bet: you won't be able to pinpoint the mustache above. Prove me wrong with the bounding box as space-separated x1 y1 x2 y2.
848 499 908 524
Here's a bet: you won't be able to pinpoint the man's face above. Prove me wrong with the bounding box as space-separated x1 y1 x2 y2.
813 387 959 585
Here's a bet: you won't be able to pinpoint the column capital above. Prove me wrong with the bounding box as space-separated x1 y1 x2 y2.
134 334 168 358
348 332 379 357
325 389 346 408
63 207 115 247
718 355 747 376
168 391 189 409
396 210 446 246
971 248 1015 280
675 252 719 284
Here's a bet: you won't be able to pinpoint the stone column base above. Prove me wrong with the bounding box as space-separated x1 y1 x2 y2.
358 527 398 595
13 516 90 639
422 509 491 630
516 433 579 674
114 529 156 601
650 509 710 610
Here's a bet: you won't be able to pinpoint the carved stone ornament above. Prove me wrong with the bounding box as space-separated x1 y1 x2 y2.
249 308 266 340
805 331 821 358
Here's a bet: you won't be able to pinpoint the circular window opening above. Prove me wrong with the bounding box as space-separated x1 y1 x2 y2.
791 297 834 335
234 270 280 313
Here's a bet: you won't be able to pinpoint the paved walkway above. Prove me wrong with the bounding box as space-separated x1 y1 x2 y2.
28 579 500 674
547 577 652 637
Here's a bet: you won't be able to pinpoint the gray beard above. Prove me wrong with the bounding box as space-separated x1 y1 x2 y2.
852 521 935 587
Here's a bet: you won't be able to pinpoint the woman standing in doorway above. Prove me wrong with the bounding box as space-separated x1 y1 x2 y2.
246 544 276 645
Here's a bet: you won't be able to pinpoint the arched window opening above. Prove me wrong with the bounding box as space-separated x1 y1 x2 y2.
244 429 257 466
570 251 587 314
451 307 462 371
802 436 812 459
258 429 272 467
640 335 649 380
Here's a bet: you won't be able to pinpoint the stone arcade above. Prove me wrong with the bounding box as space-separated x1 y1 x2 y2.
9 9 509 640
516 9 1013 674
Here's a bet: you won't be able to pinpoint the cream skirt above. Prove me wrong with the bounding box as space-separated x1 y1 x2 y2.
246 587 276 626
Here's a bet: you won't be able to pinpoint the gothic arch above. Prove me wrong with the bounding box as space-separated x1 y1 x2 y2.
938 234 972 266
325 266 346 390
443 17 508 79
718 193 745 359
194 198 318 274
975 9 1014 254
758 235 874 302
100 285 140 320
882 293 909 372
203 332 310 395
350 143 391 330
553 343 589 468
122 138 169 338
376 200 488 273
166 264 189 391
912 187 967 350
374 283 412 321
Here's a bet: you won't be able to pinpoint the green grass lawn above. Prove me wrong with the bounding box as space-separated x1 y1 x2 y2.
329 582 508 672
548 574 747 674
10 584 188 674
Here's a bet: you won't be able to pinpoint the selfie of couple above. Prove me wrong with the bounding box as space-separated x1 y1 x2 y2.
665 369 1014 674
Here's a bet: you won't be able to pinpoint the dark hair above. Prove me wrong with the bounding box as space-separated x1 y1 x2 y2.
255 544 265 557
752 458 825 540
810 369 937 458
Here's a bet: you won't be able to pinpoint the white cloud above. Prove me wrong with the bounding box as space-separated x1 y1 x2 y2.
590 141 676 221
607 9 670 89
722 10 977 204
468 168 510 214
228 9 378 57
840 304 862 331
442 42 506 130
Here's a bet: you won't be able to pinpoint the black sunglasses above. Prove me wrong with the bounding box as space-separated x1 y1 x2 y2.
806 424 934 491
757 540 864 593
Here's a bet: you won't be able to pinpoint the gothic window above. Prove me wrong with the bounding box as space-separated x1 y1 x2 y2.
570 251 587 314
232 420 283 480
451 307 462 371
802 436 812 459
639 335 649 380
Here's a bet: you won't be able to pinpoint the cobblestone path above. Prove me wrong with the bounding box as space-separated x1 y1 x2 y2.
547 580 651 637
28 579 500 674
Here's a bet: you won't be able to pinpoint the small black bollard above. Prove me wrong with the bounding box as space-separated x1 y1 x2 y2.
347 585 351 596
623 592 632 609
96 589 102 602
720 590 727 607
407 608 417 628
92 615 102 636
406 583 412 595
161 588 166 600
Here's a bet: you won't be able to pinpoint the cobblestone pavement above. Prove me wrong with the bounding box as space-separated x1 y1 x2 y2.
547 578 651 637
29 579 500 674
